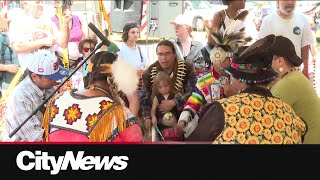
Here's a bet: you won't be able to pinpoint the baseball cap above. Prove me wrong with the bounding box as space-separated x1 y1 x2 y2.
170 14 192 27
270 36 303 67
28 50 69 80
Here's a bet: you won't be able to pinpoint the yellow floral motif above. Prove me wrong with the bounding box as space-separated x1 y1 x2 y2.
284 103 292 113
237 93 248 98
251 98 264 111
261 114 274 128
254 111 262 121
264 101 276 114
250 122 264 136
236 118 250 133
285 126 292 136
271 132 283 144
222 127 237 141
240 105 253 118
274 119 285 132
225 104 239 116
283 137 293 144
241 97 251 105
260 140 271 144
227 97 240 104
88 115 99 127
236 133 246 144
273 98 283 108
217 98 226 104
245 136 260 144
276 109 284 118
283 113 293 125
291 130 299 144
227 116 237 127
263 129 272 140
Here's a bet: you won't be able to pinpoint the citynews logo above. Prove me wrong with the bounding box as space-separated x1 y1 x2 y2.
16 151 129 175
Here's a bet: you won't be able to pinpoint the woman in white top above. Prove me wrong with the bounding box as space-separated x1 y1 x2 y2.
207 0 247 47
117 21 149 119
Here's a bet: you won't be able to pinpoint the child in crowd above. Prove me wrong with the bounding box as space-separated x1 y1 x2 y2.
151 71 179 130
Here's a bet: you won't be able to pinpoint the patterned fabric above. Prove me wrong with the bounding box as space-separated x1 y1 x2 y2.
1 76 53 142
141 59 196 120
42 91 137 142
213 93 307 144
184 70 229 112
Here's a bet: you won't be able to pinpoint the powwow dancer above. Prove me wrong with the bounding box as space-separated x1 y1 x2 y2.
187 34 307 144
177 23 252 138
42 51 143 142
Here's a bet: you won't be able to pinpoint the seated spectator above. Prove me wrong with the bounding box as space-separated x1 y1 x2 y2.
2 50 69 142
270 36 320 144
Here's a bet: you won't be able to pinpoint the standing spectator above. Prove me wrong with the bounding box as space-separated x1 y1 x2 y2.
187 35 307 144
1 50 69 142
0 8 20 97
52 0 95 70
117 21 149 118
78 38 97 88
9 0 71 71
206 0 248 47
258 0 315 78
169 14 205 76
269 36 320 144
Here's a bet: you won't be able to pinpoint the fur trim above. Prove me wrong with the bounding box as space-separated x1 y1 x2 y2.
111 57 139 96
168 39 184 59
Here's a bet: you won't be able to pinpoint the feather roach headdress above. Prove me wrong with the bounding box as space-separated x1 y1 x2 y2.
210 19 252 64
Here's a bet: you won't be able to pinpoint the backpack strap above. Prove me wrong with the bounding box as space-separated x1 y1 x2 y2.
137 45 144 64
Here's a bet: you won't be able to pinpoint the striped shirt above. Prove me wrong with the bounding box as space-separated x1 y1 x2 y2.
1 76 54 142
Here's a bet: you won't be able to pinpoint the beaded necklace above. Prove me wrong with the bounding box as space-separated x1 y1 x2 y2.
88 85 112 99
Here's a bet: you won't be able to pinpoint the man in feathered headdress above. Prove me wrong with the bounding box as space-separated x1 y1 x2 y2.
186 34 306 144
177 27 251 138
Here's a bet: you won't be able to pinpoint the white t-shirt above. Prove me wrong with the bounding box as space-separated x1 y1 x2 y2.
9 13 61 70
116 42 148 68
258 11 315 58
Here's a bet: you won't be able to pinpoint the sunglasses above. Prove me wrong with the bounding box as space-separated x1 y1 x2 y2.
83 48 94 53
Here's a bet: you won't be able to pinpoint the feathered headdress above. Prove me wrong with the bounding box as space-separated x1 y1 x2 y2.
210 19 252 64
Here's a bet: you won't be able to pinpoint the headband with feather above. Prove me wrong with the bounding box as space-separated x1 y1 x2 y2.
210 19 252 64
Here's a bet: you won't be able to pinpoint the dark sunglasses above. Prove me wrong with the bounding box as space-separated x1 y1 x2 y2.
83 48 95 53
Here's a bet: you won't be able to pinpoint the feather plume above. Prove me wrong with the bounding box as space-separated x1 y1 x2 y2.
210 29 251 53
111 57 139 96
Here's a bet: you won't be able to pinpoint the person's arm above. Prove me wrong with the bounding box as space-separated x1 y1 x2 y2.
54 9 72 49
11 38 55 54
301 18 317 78
257 14 270 40
126 91 140 118
186 101 225 142
151 96 159 125
207 12 223 46
0 64 19 74
177 90 205 130
301 45 310 78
